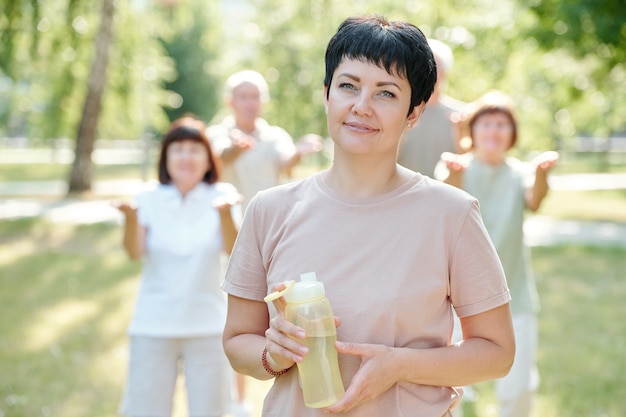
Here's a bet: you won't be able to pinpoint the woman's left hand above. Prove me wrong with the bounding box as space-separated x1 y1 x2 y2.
533 150 559 172
324 341 398 413
213 194 244 210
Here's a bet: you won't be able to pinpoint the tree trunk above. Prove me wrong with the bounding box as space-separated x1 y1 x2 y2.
67 0 116 193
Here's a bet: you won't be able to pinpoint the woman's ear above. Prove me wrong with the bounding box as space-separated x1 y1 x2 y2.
407 102 426 128
323 85 329 111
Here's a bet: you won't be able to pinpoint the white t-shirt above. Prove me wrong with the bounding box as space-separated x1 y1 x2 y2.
129 182 240 337
207 116 296 209
222 171 510 417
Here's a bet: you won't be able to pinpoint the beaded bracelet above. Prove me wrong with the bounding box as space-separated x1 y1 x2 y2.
262 347 292 377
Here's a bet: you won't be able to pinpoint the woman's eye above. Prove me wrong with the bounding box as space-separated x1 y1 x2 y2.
380 90 396 98
338 82 356 90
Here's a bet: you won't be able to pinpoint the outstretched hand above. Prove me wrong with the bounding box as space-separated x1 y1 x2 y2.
296 134 324 156
532 150 559 172
324 341 398 414
441 152 468 173
112 201 137 218
212 194 244 211
230 128 256 151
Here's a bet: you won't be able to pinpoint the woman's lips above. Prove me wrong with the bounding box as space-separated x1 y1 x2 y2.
344 121 378 133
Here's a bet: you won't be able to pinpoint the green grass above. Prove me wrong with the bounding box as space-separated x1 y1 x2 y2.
461 245 626 417
538 189 626 223
1 217 624 417
554 152 626 174
0 163 157 182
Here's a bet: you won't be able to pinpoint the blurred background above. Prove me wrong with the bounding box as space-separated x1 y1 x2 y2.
1 1 625 416
1 0 625 190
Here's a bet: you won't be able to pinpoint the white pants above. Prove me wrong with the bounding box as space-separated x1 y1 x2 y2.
496 313 539 417
120 335 233 417
450 312 538 417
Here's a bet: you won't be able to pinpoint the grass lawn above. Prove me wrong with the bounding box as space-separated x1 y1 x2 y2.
0 163 157 183
538 189 626 223
1 216 624 417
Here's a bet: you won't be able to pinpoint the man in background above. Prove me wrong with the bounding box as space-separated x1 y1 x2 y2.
397 38 467 177
207 70 322 211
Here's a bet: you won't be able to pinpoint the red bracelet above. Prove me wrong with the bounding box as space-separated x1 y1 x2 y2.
262 347 291 377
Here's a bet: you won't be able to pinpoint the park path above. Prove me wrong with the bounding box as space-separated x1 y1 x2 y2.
1 174 626 247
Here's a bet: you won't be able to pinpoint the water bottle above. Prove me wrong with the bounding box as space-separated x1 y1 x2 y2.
269 272 345 408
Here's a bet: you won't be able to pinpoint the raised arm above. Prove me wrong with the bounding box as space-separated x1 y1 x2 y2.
439 152 467 189
115 202 145 260
526 150 559 212
214 195 242 255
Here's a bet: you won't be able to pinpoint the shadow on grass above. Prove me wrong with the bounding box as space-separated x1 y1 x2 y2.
2 219 625 417
0 217 140 417
458 245 626 417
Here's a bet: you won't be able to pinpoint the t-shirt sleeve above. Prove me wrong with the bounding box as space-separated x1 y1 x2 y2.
220 195 269 301
450 200 511 317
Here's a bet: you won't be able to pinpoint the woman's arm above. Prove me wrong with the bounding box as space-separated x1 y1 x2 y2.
439 152 467 189
115 202 145 260
526 151 559 212
215 201 239 254
326 304 515 413
223 293 309 381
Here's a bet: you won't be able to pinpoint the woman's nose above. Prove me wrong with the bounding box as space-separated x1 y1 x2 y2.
351 94 373 116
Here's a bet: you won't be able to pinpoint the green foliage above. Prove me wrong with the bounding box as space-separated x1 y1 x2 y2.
0 0 173 140
158 0 223 123
524 0 626 139
1 0 625 152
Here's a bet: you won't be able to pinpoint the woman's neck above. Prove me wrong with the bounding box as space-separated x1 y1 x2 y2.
324 158 410 198
174 181 199 199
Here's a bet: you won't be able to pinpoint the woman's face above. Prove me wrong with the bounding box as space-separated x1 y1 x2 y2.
166 139 210 188
323 59 421 158
471 112 514 162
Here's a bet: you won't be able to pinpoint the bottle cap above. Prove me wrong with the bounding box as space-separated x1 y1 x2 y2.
283 272 325 303
263 280 295 304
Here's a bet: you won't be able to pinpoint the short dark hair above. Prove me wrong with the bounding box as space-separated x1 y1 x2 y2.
324 15 437 116
157 116 219 184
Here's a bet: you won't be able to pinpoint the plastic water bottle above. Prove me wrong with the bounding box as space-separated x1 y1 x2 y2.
283 272 344 408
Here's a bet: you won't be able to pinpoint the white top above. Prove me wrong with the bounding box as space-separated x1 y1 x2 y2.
222 171 510 417
129 182 240 337
207 116 296 209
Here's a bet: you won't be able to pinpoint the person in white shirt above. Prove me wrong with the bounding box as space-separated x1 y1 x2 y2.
207 70 322 210
116 116 241 417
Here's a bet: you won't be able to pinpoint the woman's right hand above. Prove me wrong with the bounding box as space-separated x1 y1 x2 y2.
263 283 342 372
263 282 309 370
112 201 137 218
264 312 308 371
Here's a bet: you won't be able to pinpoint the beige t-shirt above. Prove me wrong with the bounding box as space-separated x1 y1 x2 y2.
222 171 510 417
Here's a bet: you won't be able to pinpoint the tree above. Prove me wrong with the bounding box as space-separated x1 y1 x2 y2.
68 0 116 193
159 0 223 123
524 0 626 139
